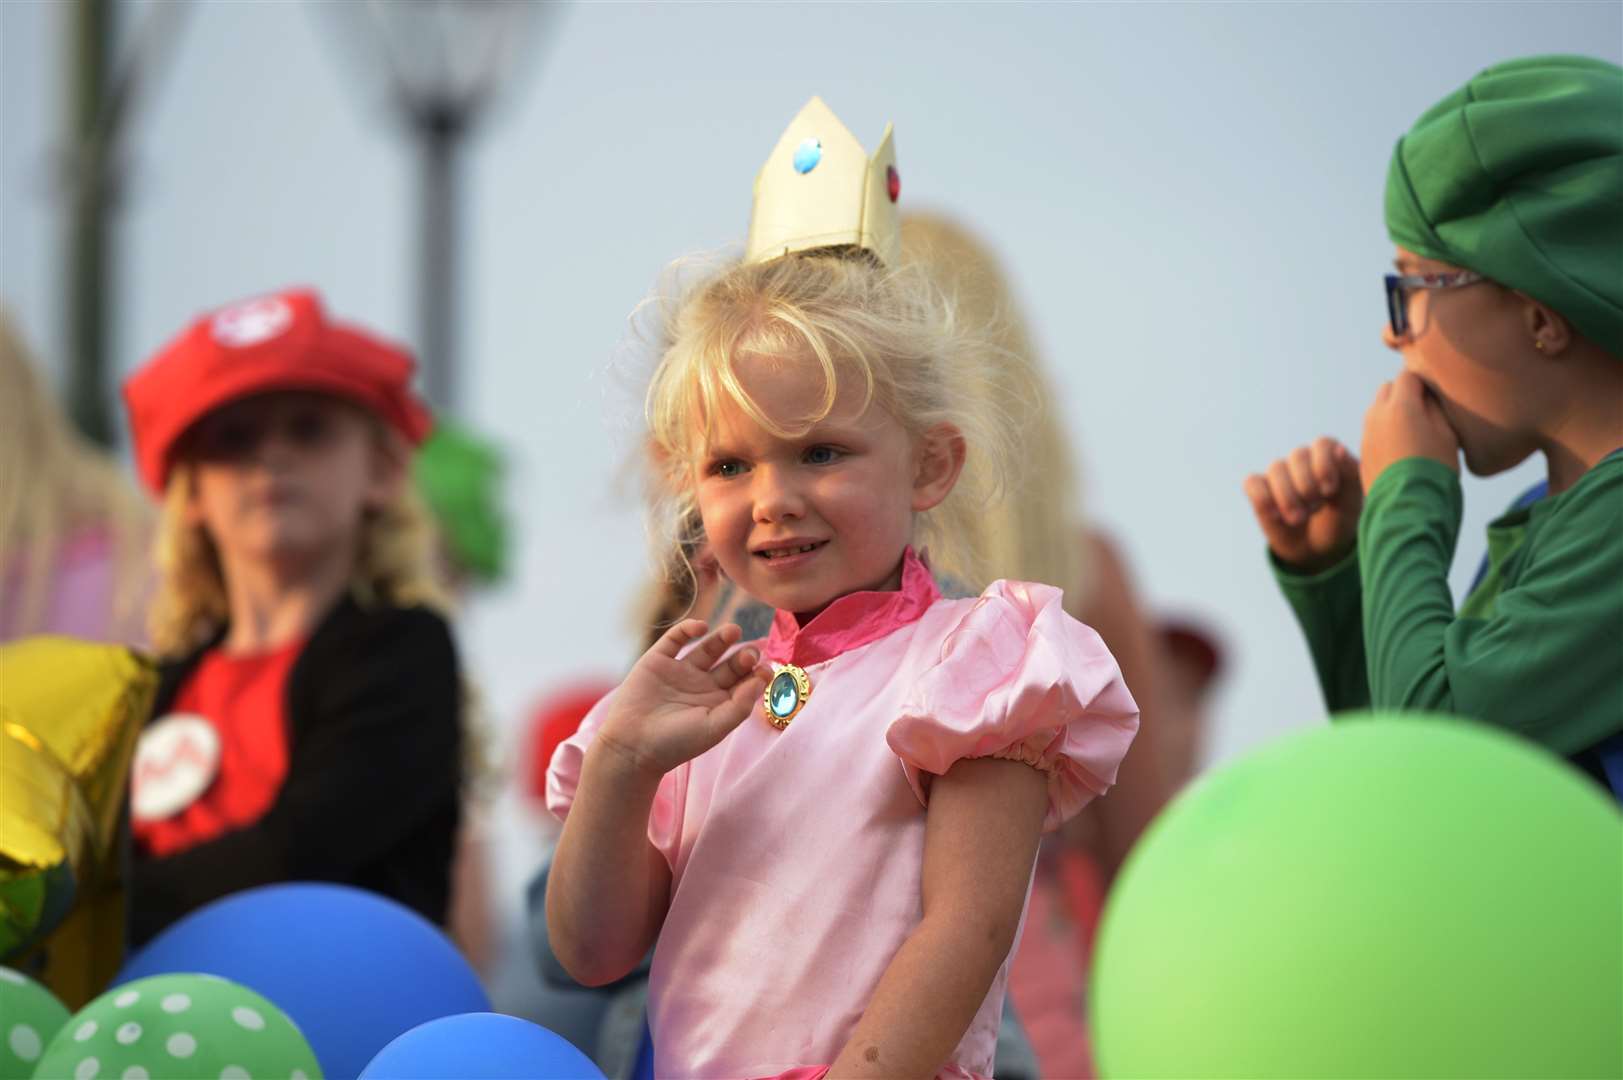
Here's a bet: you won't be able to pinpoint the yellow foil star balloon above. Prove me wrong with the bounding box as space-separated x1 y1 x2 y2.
1 636 154 1004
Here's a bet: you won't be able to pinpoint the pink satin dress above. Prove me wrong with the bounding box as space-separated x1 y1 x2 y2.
548 549 1139 1079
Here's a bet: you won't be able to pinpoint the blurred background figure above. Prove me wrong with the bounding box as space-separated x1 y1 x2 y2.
901 211 1200 1078
0 309 153 646
1154 619 1225 785
414 422 512 594
411 420 511 975
121 289 464 947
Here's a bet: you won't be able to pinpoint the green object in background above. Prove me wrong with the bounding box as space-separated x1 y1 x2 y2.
1090 716 1623 1079
413 423 510 583
33 972 322 1080
0 966 70 1078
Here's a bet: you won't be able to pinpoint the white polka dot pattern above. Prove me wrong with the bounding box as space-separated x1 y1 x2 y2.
31 973 320 1080
231 1006 266 1031
8 1023 42 1060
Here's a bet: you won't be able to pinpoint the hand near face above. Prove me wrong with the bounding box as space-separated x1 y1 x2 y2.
597 620 771 781
1360 371 1461 492
1244 436 1364 573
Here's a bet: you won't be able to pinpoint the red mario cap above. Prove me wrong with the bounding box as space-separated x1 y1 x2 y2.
123 288 433 493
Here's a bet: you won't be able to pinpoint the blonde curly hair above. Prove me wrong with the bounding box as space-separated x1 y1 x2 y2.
145 425 451 657
897 212 1089 602
0 309 152 641
643 249 1020 597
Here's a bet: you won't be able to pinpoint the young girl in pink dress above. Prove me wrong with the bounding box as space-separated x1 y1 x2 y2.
545 99 1139 1080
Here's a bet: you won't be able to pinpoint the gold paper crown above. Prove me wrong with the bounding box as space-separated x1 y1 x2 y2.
745 97 900 267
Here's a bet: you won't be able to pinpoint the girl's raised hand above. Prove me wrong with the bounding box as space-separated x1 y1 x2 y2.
596 620 771 782
1243 436 1363 573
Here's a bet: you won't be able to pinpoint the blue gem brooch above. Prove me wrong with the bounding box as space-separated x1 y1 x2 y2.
763 664 812 729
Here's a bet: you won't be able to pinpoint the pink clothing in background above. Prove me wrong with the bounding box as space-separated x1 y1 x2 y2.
1007 843 1106 1079
0 528 149 647
548 550 1139 1078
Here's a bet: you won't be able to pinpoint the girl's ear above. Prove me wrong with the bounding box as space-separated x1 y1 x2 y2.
912 423 966 513
1521 296 1573 357
366 432 410 510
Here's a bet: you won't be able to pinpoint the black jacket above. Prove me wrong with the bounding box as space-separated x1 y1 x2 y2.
129 596 462 946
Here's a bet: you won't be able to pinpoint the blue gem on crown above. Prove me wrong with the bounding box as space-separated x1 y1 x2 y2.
792 137 823 175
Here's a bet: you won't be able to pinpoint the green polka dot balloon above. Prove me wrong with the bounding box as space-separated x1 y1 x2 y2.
31 973 321 1080
1 966 70 1078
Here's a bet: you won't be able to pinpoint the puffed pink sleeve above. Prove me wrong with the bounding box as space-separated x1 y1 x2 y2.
886 580 1140 831
545 688 687 868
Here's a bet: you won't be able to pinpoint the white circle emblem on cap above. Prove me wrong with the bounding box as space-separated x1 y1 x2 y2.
131 713 222 823
211 296 293 348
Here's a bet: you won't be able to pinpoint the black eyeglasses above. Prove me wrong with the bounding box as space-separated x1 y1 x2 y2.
1384 270 1484 337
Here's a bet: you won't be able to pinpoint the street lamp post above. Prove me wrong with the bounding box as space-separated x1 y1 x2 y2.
60 0 188 445
330 0 540 416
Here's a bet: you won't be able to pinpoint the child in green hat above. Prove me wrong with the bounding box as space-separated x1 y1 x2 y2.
1244 55 1623 791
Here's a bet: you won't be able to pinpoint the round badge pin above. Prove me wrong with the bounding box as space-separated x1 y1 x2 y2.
131 713 222 823
763 664 812 730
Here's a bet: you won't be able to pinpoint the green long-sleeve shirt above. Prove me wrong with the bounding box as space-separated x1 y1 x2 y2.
1273 453 1623 759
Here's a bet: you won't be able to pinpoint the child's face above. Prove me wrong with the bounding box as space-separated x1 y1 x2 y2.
1382 247 1553 476
184 392 399 568
694 357 944 620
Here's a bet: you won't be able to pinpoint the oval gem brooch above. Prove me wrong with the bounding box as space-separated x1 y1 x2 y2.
763 664 812 730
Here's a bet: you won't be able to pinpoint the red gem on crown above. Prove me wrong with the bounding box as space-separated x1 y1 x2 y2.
886 165 900 203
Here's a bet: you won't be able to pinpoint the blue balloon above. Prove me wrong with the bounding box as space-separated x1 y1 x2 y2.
360 1013 604 1079
118 883 490 1079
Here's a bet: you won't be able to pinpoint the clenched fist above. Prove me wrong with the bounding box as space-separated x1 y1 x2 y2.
1244 436 1363 573
1360 370 1461 491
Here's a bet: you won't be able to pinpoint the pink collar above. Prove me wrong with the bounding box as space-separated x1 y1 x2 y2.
763 547 941 668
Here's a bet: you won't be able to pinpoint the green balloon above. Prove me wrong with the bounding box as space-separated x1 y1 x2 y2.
32 973 322 1080
1091 716 1623 1079
0 967 69 1079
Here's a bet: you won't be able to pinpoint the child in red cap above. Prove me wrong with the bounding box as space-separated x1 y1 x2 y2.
121 288 464 945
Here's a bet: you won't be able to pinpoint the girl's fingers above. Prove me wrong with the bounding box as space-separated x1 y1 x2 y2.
716 668 772 731
708 646 762 690
1310 436 1341 497
1266 458 1306 525
1335 443 1363 488
1286 446 1322 510
650 619 709 659
682 622 741 669
1242 473 1280 521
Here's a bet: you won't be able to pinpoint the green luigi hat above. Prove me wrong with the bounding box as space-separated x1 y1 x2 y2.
1385 54 1623 357
413 422 510 583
